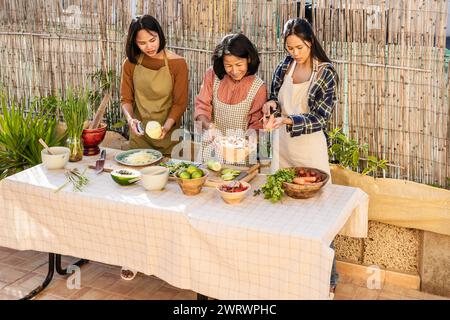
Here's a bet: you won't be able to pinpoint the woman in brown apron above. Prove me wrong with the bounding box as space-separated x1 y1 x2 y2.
119 15 188 280
194 33 267 165
120 15 188 156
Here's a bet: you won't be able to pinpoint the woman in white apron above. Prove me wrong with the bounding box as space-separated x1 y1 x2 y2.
263 18 339 296
195 33 267 166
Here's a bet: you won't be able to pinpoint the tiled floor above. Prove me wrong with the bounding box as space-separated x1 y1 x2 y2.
0 246 447 300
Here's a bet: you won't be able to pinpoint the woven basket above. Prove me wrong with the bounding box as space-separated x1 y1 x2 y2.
282 167 330 199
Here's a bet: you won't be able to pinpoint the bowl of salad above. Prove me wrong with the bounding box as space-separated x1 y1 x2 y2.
216 181 251 204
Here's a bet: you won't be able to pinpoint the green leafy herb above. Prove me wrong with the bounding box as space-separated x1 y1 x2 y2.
55 168 89 193
255 168 295 203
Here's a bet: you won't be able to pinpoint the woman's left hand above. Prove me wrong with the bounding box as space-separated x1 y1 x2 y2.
263 115 291 130
158 119 175 140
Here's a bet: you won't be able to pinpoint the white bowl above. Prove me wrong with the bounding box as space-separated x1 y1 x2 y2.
140 166 170 191
41 147 70 169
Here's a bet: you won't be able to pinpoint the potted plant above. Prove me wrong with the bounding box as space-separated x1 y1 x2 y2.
60 88 89 162
0 94 63 179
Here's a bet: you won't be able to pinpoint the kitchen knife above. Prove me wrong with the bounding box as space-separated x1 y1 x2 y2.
233 163 260 181
95 149 106 174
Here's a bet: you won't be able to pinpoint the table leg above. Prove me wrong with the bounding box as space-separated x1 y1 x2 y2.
55 254 89 275
19 253 55 300
19 253 89 300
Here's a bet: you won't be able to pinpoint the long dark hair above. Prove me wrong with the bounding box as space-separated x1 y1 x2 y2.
125 15 166 64
283 18 331 64
212 33 260 80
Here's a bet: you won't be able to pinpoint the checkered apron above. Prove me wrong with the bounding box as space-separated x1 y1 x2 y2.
201 76 263 165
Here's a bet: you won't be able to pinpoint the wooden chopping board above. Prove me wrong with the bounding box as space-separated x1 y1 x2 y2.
203 162 260 188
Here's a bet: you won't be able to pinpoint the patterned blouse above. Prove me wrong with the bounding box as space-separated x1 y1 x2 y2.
269 55 338 144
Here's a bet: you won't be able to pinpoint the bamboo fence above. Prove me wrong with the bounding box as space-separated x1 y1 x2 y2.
0 0 448 186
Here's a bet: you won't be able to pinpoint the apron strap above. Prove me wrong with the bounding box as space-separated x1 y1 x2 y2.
137 53 144 65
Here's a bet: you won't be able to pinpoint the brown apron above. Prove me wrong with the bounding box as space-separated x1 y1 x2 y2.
130 51 180 156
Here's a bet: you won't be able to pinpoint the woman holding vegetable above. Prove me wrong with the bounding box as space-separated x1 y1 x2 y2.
120 15 188 156
194 33 267 164
263 18 339 296
263 18 338 179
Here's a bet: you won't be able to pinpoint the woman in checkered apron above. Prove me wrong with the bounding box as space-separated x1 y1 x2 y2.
263 18 340 297
195 33 267 165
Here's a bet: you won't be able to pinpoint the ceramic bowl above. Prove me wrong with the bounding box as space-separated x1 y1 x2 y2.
41 147 70 170
140 166 170 191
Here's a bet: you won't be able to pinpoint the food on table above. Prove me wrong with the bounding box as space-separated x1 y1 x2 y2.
255 168 296 203
145 121 162 139
215 136 248 150
159 161 196 176
219 181 249 193
217 181 251 204
110 169 141 185
122 150 158 165
220 168 241 181
206 160 221 172
292 168 324 185
177 167 205 180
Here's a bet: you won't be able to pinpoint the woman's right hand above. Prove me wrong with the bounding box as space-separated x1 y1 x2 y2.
262 100 277 117
204 122 217 142
128 118 143 136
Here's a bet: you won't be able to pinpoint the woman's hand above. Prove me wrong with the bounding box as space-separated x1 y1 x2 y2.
158 118 176 140
262 100 277 117
204 122 217 142
128 118 143 136
263 115 291 130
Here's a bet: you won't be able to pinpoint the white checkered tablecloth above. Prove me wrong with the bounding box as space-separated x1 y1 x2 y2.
0 148 368 300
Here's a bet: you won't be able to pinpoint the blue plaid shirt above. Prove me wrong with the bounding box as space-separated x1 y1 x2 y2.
269 55 338 144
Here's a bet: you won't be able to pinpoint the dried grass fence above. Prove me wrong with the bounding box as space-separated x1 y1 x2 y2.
0 0 448 187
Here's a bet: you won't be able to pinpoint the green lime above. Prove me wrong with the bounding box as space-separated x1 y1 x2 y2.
179 171 191 179
191 170 204 179
186 165 199 174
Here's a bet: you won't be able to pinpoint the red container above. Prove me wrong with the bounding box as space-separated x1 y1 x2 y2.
81 123 107 156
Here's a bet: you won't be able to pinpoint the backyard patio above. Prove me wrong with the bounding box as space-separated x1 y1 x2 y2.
0 0 449 302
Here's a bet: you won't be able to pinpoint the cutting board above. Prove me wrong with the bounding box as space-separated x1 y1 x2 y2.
203 163 260 188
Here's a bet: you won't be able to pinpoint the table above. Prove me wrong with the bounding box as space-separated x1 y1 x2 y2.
0 148 368 299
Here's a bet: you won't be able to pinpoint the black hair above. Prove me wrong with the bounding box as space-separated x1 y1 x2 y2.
283 18 331 64
125 15 166 64
212 33 260 80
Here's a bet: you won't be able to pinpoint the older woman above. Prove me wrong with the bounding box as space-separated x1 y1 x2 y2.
195 33 267 164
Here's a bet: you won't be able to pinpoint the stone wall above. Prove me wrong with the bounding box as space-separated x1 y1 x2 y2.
335 221 450 297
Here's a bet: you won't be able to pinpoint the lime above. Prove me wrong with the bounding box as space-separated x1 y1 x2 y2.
207 160 221 172
191 170 204 179
179 171 191 179
186 165 199 175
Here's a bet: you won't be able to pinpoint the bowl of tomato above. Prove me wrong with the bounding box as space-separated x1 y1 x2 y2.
216 181 251 204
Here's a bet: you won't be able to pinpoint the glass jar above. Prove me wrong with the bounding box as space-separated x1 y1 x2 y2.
66 135 83 162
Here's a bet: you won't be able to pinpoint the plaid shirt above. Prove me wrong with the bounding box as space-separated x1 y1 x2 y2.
269 55 338 144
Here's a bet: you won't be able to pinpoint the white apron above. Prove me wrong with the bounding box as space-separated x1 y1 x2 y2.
270 60 331 181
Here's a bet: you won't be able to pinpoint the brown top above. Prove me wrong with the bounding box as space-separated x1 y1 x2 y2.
120 54 189 124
